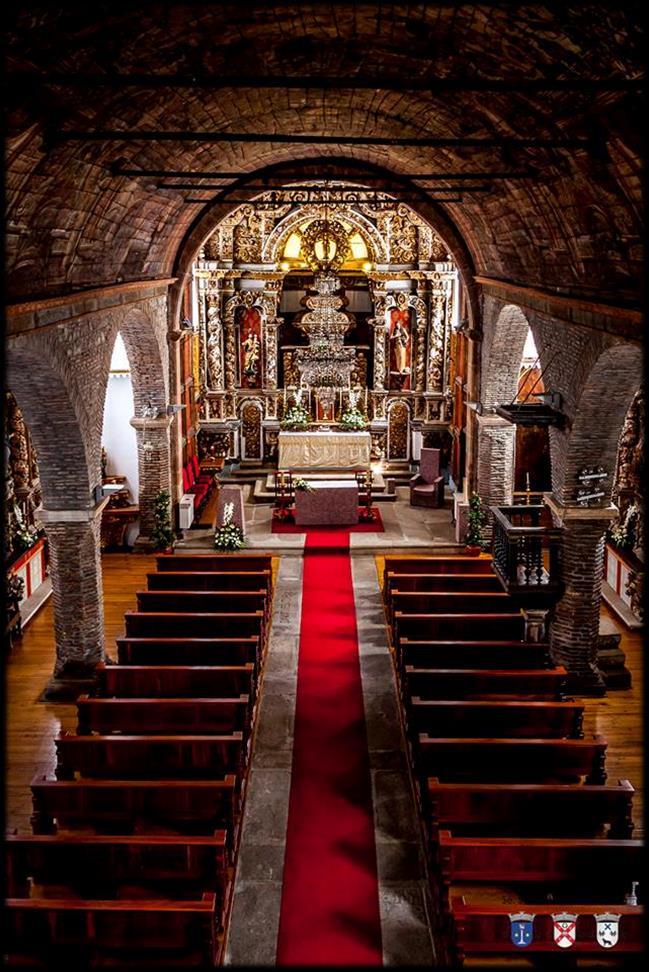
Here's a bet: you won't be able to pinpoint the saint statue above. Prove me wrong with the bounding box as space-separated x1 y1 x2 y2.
242 331 260 383
390 315 410 373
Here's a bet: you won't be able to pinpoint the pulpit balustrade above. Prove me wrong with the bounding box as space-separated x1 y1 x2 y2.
490 505 563 606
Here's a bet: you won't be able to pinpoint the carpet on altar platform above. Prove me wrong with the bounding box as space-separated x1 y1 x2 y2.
271 506 384 533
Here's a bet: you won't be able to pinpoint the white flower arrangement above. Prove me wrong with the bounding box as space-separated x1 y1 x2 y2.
214 502 246 551
281 391 310 430
294 478 314 492
339 389 367 430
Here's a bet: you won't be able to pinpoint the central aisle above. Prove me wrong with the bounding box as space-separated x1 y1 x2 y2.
276 530 383 966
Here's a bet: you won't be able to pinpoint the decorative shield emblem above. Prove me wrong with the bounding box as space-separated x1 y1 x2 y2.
595 913 620 949
552 912 578 948
508 912 534 947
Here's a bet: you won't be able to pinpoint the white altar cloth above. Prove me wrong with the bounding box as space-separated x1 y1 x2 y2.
278 431 371 469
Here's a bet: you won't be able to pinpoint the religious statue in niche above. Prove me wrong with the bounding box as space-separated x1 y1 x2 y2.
237 306 262 388
388 308 412 390
315 387 336 424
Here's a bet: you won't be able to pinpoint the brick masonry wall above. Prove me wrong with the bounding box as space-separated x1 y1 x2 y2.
475 417 515 513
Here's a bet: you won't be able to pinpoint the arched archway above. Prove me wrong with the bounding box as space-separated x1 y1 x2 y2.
547 340 643 693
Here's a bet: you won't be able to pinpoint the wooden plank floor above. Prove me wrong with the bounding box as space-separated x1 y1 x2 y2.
6 556 643 842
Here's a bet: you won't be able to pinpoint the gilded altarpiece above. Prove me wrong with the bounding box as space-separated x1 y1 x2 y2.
193 188 458 464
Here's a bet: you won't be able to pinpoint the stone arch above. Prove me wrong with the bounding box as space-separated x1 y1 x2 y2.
112 303 172 540
117 304 170 414
261 203 388 265
558 342 643 506
387 399 410 460
7 337 92 510
481 303 532 409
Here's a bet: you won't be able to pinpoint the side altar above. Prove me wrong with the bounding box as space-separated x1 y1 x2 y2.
278 430 371 469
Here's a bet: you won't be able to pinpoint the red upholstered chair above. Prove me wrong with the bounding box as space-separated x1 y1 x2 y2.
192 454 212 484
409 448 445 508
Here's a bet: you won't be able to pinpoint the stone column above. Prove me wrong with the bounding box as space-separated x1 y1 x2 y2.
129 415 173 543
37 502 108 699
546 497 618 695
475 414 516 508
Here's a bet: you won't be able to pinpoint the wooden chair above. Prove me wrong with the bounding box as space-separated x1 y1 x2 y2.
76 695 251 736
96 661 256 698
116 636 261 668
409 448 444 508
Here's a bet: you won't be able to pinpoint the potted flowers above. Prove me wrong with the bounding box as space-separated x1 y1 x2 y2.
214 502 246 551
465 491 487 556
293 478 314 493
152 490 175 552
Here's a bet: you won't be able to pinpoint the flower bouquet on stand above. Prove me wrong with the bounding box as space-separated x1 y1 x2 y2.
465 491 487 556
214 502 246 551
293 478 314 493
281 388 310 431
339 389 368 431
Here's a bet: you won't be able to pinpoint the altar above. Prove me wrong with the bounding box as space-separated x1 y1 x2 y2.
278 430 371 469
294 480 359 526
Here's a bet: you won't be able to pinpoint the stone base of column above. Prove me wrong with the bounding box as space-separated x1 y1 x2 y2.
39 675 98 703
561 665 608 697
596 633 632 689
132 534 157 553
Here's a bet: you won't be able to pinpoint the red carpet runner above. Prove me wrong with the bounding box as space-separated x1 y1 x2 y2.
276 530 383 966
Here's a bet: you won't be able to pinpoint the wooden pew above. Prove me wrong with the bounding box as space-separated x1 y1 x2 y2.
96 661 256 699
55 730 246 781
390 591 512 617
123 612 264 639
116 636 260 668
76 695 251 736
385 572 502 594
451 898 644 962
4 892 220 967
6 832 228 898
404 666 567 700
157 553 272 573
416 735 608 784
399 640 552 671
30 775 239 837
408 699 584 739
135 591 268 616
383 557 494 589
438 831 643 902
394 613 524 645
147 570 271 593
427 778 635 839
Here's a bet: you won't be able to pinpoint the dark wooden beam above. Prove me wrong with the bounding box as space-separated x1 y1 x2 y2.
111 167 533 180
157 183 492 193
49 131 592 148
11 71 644 93
184 197 464 206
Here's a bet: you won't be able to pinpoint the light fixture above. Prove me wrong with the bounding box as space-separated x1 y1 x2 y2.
466 401 484 415
295 273 356 389
279 261 290 272
362 260 374 272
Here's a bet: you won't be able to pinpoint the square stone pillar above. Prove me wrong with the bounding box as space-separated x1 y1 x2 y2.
546 496 618 696
130 414 173 544
36 500 109 700
475 415 516 508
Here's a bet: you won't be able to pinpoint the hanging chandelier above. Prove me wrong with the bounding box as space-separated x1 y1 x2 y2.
295 274 356 388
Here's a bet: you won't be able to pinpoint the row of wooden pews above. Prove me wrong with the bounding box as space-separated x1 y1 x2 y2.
5 553 274 969
383 553 644 965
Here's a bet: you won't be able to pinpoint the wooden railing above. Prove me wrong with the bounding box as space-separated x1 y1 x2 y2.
490 505 563 601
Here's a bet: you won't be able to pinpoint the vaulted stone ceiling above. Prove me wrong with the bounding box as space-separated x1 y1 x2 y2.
5 3 643 305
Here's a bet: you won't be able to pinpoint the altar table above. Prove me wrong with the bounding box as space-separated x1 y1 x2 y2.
278 431 371 469
294 481 360 526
